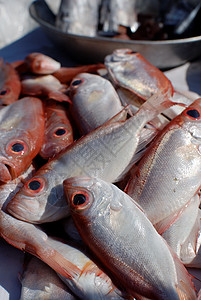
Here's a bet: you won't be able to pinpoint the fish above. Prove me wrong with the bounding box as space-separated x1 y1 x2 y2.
99 0 138 33
63 176 197 299
0 97 45 182
56 0 100 37
39 100 74 160
21 75 71 103
104 48 174 101
6 89 177 223
0 58 21 105
20 256 76 300
53 63 105 84
24 52 61 75
161 195 200 265
47 238 131 299
125 98 201 228
69 73 123 134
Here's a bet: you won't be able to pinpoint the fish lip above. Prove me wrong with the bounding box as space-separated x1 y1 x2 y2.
0 160 16 183
6 199 39 224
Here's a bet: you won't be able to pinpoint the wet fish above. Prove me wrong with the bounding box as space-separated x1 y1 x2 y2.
0 58 21 105
125 98 201 228
56 0 100 37
6 90 176 223
40 100 73 160
69 73 123 134
0 97 44 182
63 176 196 300
24 52 61 75
20 256 76 300
47 238 131 299
104 48 174 100
21 75 71 103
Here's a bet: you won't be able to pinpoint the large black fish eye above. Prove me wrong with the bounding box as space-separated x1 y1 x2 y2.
11 143 24 152
55 128 66 136
72 79 82 86
73 193 86 206
28 180 41 191
186 109 200 119
0 90 8 96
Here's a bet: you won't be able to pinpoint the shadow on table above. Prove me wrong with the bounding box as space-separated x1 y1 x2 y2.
0 27 76 66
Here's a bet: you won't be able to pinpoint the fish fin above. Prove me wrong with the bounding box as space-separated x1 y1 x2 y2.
155 209 186 235
47 90 72 103
137 89 185 125
35 246 81 279
167 244 197 299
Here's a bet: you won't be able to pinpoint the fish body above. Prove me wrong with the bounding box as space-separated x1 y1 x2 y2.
40 100 73 160
69 73 123 134
104 49 174 100
24 52 61 75
21 75 70 103
125 98 201 227
6 90 175 223
0 97 44 182
20 256 76 300
47 238 130 300
56 0 100 36
0 59 21 105
63 176 196 300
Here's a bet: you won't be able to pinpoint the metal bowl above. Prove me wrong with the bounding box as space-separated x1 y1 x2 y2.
29 0 201 69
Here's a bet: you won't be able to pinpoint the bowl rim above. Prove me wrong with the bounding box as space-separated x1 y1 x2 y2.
29 0 201 46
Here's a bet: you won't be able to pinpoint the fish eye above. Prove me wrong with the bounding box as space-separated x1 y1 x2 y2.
26 177 45 193
185 108 201 119
53 127 67 137
71 79 82 87
71 191 91 209
73 193 86 206
7 140 28 155
0 88 10 96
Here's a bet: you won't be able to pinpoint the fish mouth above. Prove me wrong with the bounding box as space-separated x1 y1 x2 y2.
0 162 14 183
6 196 40 224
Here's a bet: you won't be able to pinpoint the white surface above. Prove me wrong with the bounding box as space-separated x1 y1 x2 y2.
1 27 201 299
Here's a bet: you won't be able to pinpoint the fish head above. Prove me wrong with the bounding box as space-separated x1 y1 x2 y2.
6 171 70 223
0 133 32 182
40 123 73 159
180 98 201 142
63 176 117 223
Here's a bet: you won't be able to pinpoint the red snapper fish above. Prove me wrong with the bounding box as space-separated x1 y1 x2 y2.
40 100 74 160
63 176 197 300
69 72 123 134
21 75 71 103
6 90 177 223
104 48 174 100
0 59 21 105
0 96 45 182
125 98 201 231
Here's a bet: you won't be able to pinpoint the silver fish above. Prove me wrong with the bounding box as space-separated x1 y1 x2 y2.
63 176 196 300
6 90 176 223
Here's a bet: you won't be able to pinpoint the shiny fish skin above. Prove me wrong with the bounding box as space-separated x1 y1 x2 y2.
0 59 21 105
56 0 100 37
125 98 201 227
0 97 44 182
47 238 130 300
21 75 71 103
69 73 123 134
20 256 76 300
63 176 196 300
40 100 73 160
105 49 174 100
24 52 61 75
6 90 175 223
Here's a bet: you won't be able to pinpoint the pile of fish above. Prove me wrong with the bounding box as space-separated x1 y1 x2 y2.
1 49 201 299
